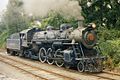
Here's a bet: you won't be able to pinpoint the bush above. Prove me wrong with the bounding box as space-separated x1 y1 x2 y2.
99 39 120 67
97 27 120 41
0 30 9 48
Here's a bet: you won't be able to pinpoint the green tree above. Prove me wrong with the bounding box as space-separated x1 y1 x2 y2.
0 0 30 47
2 0 29 35
76 0 120 29
41 12 78 29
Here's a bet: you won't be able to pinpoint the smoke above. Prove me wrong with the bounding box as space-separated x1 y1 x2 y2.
22 0 84 20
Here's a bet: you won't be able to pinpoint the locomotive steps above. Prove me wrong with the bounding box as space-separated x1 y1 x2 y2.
0 52 120 80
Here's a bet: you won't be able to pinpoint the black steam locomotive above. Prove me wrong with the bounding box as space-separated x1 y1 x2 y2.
6 23 105 72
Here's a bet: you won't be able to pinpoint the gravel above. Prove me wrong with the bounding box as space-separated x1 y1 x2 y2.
0 73 18 80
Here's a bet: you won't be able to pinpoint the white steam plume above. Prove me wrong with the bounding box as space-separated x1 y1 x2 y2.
22 0 84 20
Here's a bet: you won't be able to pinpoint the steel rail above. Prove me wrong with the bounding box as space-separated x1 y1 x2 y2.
0 54 77 80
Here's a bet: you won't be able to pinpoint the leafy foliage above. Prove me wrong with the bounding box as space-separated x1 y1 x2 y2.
41 12 78 29
100 39 120 67
77 0 120 29
0 30 9 48
2 0 30 35
97 27 120 41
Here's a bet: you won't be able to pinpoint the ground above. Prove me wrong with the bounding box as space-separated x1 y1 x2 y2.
0 60 37 80
0 51 120 80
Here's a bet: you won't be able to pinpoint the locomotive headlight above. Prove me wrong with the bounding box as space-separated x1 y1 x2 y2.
91 23 96 29
88 23 96 29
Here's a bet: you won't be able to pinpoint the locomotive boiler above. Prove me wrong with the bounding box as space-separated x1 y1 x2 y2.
6 22 105 72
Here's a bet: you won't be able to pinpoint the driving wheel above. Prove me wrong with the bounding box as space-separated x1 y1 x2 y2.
39 47 47 63
77 61 84 72
54 49 64 67
47 48 54 65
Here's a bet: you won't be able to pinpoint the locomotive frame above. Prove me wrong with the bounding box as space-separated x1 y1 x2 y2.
6 23 106 72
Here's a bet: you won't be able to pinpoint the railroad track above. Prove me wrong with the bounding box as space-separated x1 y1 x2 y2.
65 68 120 80
103 71 120 76
67 66 120 80
33 61 120 80
30 58 120 80
0 54 77 80
0 53 120 80
89 72 120 80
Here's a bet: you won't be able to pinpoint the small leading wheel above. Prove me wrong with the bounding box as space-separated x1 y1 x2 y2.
77 61 84 72
55 49 64 67
47 48 54 65
39 47 47 63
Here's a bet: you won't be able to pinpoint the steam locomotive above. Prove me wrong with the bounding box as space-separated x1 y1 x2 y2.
6 22 105 72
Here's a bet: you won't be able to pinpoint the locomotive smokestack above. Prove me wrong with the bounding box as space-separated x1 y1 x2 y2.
78 20 84 28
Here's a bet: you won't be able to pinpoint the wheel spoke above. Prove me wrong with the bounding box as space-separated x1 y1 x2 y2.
55 49 64 67
47 48 54 65
77 61 84 72
39 47 47 63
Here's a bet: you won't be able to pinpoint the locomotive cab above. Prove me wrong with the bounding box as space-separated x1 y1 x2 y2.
20 28 39 47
